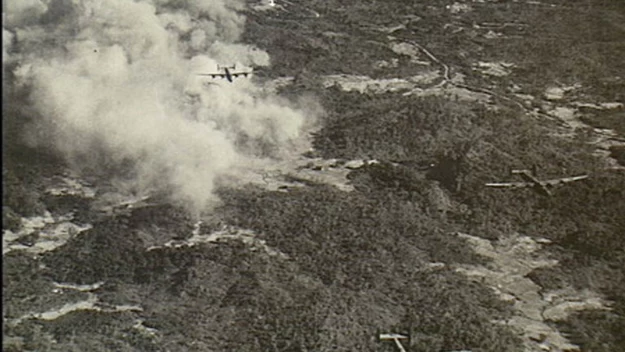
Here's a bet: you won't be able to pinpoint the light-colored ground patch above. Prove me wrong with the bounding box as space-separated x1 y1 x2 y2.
542 288 610 321
544 87 566 101
7 280 141 327
148 222 289 259
405 85 493 103
133 319 159 338
322 73 440 94
3 212 92 255
321 72 496 105
446 2 472 14
390 42 432 65
91 192 155 216
537 97 625 167
572 102 624 110
514 93 535 105
52 281 105 292
375 23 407 34
45 175 96 198
455 232 611 352
483 30 504 39
473 61 515 77
543 85 581 101
3 172 161 256
374 58 401 68
546 106 585 129
226 156 381 193
45 171 157 215
3 211 55 240
251 0 278 11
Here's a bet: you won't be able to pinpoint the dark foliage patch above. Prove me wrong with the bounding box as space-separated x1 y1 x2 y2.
610 146 625 166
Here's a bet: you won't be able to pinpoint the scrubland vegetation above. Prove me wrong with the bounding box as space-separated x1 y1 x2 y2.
6 88 623 350
309 91 625 350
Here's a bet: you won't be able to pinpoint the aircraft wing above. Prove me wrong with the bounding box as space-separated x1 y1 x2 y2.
513 169 544 185
229 70 253 78
485 182 533 188
197 73 227 78
197 70 252 79
379 333 409 340
540 175 589 186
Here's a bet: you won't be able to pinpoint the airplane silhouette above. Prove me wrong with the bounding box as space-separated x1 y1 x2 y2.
379 333 409 352
485 168 588 196
197 64 252 83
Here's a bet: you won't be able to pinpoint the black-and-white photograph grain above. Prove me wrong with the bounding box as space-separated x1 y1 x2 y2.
3 0 624 351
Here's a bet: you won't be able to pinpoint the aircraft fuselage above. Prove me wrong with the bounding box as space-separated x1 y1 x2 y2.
198 65 251 83
224 68 233 82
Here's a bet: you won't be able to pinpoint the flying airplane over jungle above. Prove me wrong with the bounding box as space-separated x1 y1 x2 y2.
197 64 253 83
485 168 589 197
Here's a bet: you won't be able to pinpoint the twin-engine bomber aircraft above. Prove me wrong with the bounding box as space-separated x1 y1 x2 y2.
197 64 253 83
485 168 588 197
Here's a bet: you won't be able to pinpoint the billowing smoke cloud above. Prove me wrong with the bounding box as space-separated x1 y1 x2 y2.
3 0 314 213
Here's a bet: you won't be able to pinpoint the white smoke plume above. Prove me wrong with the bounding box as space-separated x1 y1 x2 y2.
3 0 314 213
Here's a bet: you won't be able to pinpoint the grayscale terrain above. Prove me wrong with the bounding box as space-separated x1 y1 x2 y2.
3 0 624 351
